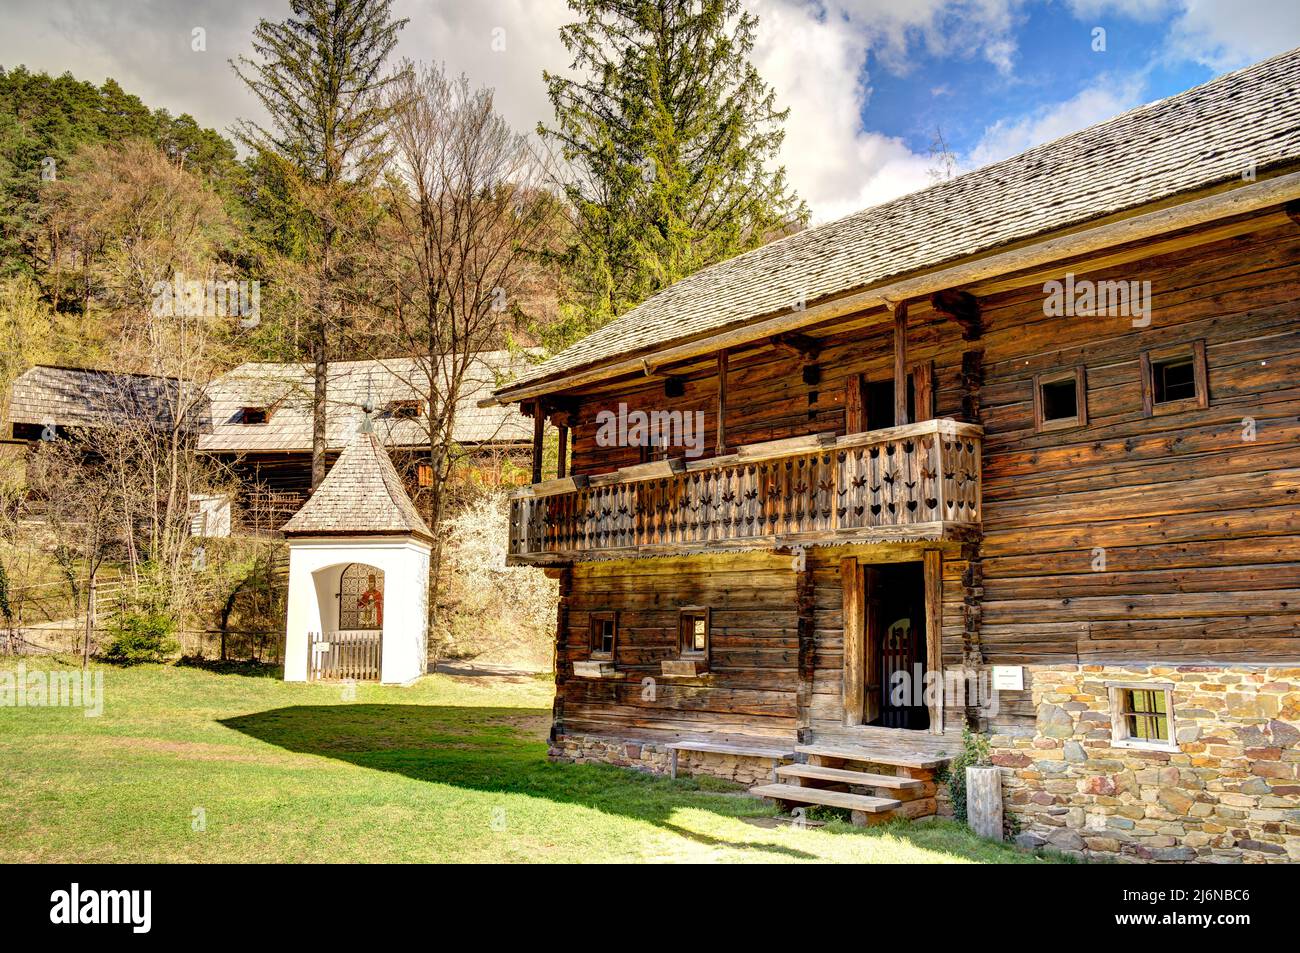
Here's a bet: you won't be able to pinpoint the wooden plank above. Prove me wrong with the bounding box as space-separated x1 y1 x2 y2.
893 303 909 426
749 783 901 813
841 557 863 726
923 549 944 734
717 349 728 454
665 740 795 759
795 743 950 770
775 763 923 790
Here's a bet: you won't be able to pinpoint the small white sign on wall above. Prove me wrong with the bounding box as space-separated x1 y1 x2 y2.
992 665 1024 691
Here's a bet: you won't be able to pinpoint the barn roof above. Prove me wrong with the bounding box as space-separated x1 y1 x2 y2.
8 364 180 429
499 45 1300 398
281 427 433 540
198 352 533 453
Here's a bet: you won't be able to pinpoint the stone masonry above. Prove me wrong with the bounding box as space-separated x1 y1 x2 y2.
549 733 779 786
988 664 1300 863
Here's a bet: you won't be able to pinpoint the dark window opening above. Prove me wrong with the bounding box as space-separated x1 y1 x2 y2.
589 612 617 659
386 400 422 420
1152 357 1196 404
866 379 914 429
240 407 269 425
1041 377 1078 421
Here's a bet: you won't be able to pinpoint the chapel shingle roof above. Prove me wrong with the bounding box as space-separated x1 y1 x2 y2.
500 45 1300 396
280 427 434 540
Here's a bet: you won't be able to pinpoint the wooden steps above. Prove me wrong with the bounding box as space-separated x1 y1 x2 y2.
748 740 947 825
749 783 900 814
795 743 950 770
775 763 923 790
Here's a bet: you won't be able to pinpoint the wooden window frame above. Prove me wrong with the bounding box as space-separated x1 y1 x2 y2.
677 607 710 660
588 611 617 661
1107 681 1178 752
1140 340 1208 417
1033 366 1087 433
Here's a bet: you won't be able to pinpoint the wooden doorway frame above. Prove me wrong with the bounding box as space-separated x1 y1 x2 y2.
842 549 944 734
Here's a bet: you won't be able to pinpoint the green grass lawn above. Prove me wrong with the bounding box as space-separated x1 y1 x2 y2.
0 660 1068 863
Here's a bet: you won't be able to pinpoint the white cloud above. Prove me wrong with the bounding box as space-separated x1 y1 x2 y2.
1166 0 1300 71
964 72 1148 168
751 0 934 223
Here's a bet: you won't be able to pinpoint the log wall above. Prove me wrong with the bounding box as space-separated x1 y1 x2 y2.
975 220 1300 727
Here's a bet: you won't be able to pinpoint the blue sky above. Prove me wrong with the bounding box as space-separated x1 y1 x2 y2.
0 0 1297 222
864 3 1214 157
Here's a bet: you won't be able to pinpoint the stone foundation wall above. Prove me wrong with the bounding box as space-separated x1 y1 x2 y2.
548 734 778 786
989 664 1300 863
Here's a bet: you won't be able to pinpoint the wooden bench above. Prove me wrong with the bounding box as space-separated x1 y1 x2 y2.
665 740 795 780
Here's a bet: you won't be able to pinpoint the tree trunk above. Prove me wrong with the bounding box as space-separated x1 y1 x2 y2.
82 574 96 669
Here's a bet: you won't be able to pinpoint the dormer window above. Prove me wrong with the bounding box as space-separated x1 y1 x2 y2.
240 407 270 425
385 400 423 420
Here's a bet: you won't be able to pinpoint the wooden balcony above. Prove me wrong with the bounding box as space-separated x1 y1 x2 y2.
507 418 982 565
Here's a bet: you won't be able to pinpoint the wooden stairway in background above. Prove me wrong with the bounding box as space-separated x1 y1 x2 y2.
750 743 948 826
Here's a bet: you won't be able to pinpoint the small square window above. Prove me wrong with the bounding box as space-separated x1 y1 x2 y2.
1108 682 1176 750
1141 341 1208 416
679 608 710 657
1033 367 1087 432
589 612 617 660
240 407 270 425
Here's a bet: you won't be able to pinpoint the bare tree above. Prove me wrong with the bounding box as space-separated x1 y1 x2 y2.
374 62 561 652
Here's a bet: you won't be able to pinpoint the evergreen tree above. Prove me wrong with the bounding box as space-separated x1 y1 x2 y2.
231 0 408 489
540 0 807 343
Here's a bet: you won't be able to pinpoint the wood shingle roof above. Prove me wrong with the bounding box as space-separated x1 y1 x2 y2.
280 427 433 540
501 46 1300 397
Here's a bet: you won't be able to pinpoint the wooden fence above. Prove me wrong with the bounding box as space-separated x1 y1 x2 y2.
307 630 383 681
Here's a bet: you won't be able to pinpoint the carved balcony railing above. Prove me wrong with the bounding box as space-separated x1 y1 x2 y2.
507 418 982 565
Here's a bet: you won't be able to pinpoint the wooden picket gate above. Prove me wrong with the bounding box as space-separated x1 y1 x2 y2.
307 630 383 681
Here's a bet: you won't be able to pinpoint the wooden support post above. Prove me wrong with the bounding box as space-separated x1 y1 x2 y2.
844 372 866 434
796 565 816 742
530 402 545 485
716 350 728 454
556 425 569 479
548 567 572 746
966 765 1003 840
911 361 934 423
923 549 944 734
841 557 864 726
891 302 909 426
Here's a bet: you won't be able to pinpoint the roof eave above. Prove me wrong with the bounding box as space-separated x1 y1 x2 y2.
492 166 1300 407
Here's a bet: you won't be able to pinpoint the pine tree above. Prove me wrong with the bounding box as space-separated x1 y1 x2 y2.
540 0 807 342
232 0 408 489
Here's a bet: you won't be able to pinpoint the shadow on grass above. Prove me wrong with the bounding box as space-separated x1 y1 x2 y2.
221 703 1044 862
219 703 818 860
176 656 284 679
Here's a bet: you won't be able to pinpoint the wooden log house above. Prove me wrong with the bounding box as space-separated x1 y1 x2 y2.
490 49 1300 861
